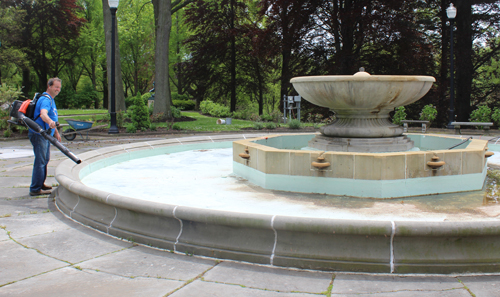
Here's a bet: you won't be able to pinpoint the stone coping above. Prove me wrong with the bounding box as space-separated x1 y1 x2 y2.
55 134 500 274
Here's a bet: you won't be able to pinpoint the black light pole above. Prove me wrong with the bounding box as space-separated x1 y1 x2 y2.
447 3 457 128
108 0 119 134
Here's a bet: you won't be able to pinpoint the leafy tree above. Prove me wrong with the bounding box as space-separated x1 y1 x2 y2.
183 0 249 111
5 0 86 92
259 0 321 106
78 0 106 108
0 5 27 86
119 0 155 97
454 0 500 122
151 0 194 121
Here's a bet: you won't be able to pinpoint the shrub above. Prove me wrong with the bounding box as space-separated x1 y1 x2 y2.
130 94 150 130
249 113 261 122
392 106 406 125
470 105 492 123
0 83 23 105
171 92 190 101
419 104 437 122
150 112 164 123
200 100 215 114
269 110 283 123
126 124 136 133
264 122 277 129
492 108 500 126
149 123 157 131
3 129 11 138
199 100 231 117
232 107 255 120
261 114 274 122
173 99 195 110
172 123 182 130
306 113 324 123
75 83 98 108
54 87 76 109
0 109 9 130
116 111 125 128
288 119 302 129
253 122 264 130
171 106 182 118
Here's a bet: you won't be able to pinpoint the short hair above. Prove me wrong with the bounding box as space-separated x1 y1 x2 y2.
47 77 62 87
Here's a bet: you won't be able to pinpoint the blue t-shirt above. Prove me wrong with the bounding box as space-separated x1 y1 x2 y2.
33 93 58 136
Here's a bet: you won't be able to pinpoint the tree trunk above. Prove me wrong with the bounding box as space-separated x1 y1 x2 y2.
455 0 473 121
102 0 126 112
152 0 172 120
22 69 31 97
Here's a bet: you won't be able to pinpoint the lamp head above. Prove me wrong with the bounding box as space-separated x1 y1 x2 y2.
446 3 457 19
108 0 119 9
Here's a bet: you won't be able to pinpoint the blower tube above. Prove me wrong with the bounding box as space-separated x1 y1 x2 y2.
19 113 82 164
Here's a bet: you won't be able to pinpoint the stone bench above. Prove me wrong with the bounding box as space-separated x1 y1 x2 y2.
450 122 493 135
401 120 430 133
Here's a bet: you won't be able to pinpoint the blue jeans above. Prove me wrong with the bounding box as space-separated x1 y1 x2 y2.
29 131 50 192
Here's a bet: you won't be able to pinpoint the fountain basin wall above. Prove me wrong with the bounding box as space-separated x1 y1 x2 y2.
233 134 489 198
55 134 500 274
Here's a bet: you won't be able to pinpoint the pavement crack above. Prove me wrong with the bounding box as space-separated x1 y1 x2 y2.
457 278 477 297
162 260 221 296
2 226 73 266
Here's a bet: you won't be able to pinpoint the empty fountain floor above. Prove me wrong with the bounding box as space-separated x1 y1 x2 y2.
82 148 500 222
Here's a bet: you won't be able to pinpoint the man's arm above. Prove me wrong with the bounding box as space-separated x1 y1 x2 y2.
40 109 61 141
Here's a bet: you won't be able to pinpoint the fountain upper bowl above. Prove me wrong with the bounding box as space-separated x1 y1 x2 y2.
290 73 436 112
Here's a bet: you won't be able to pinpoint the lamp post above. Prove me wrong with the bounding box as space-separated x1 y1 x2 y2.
447 3 457 128
108 0 120 134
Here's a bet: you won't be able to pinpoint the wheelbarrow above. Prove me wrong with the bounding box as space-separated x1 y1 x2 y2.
62 119 106 141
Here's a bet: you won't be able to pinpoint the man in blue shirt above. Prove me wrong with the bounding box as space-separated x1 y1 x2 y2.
29 77 62 196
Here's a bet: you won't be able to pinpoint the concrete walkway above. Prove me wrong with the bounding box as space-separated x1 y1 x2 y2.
1 135 499 297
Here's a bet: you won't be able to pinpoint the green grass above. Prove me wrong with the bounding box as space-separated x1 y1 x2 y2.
155 111 256 132
54 109 315 132
57 109 108 126
58 109 107 116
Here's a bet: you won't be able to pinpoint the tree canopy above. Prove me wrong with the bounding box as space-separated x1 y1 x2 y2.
0 0 499 126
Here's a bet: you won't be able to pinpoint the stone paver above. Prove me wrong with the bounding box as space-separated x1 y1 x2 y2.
330 274 470 296
0 213 71 239
79 245 216 280
0 267 183 297
15 226 133 264
0 135 499 296
459 275 500 297
0 240 67 286
170 279 320 297
0 196 51 217
0 228 9 241
203 261 333 293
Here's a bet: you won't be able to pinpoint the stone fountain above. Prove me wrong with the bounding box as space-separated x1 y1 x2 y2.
232 70 489 198
291 69 435 152
54 71 498 274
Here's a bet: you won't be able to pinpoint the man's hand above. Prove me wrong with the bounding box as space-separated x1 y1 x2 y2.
54 128 62 142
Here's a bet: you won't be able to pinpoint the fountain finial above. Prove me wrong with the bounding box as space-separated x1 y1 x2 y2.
353 67 370 77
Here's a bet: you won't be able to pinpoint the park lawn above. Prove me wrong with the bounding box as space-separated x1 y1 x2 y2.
156 111 256 132
58 109 107 116
57 109 108 126
55 109 313 132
